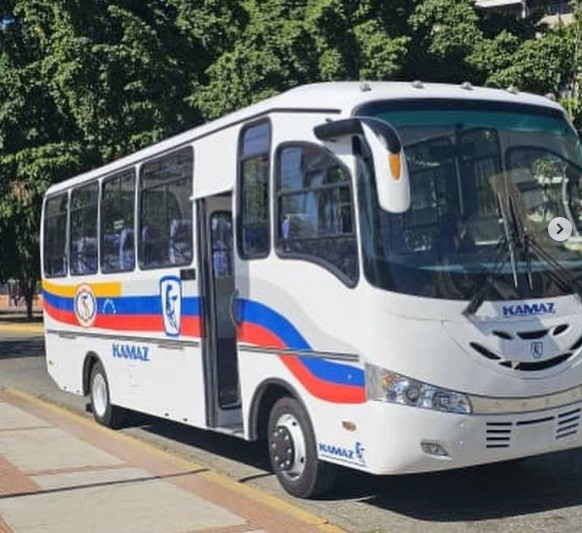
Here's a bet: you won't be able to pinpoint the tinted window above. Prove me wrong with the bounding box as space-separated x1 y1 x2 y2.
276 144 357 284
139 148 193 269
70 183 99 275
101 170 136 273
239 122 270 257
43 194 68 278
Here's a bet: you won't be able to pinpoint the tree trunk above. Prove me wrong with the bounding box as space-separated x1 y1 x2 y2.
21 278 36 321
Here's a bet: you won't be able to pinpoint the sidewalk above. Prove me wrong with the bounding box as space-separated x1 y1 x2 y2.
0 389 343 533
0 315 43 335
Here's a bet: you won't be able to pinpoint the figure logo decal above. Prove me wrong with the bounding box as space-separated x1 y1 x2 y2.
74 284 97 327
160 276 181 337
531 341 544 360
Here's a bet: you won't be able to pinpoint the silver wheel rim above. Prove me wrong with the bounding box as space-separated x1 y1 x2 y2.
92 373 108 418
272 413 307 479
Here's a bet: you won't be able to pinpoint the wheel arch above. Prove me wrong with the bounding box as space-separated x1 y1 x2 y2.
248 378 309 441
82 351 103 396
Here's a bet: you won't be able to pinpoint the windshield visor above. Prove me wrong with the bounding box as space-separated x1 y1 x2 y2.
357 99 582 300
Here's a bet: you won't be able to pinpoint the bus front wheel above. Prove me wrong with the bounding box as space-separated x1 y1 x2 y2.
267 396 336 498
89 361 125 428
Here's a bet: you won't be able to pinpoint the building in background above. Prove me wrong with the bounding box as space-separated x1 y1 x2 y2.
476 0 574 24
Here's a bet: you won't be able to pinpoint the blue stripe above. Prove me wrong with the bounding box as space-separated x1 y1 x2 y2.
183 297 200 316
44 290 200 317
240 299 310 350
240 299 364 387
303 357 365 387
43 290 74 312
98 295 160 315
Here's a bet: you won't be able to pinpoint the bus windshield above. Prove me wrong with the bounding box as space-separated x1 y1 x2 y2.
357 99 582 300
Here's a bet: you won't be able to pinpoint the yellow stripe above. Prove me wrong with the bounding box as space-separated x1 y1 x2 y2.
42 279 122 298
4 388 347 533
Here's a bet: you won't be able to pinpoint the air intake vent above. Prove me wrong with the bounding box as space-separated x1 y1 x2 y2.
553 324 569 336
470 342 572 371
486 422 512 448
492 330 512 340
513 353 572 372
556 408 581 439
517 329 548 340
570 336 582 352
470 342 501 361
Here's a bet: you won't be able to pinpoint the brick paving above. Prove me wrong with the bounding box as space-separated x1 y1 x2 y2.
0 390 343 533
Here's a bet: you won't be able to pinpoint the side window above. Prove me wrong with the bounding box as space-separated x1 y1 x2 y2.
238 121 270 258
70 183 99 276
101 169 136 273
43 194 68 278
276 144 358 284
211 212 234 278
139 147 193 269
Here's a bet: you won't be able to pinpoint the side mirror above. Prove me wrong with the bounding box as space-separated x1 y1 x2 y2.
314 117 410 213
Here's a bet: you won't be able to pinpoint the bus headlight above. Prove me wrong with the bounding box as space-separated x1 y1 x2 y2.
365 364 472 414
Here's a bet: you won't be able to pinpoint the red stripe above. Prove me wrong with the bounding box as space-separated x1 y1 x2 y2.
94 314 163 331
182 316 201 337
280 355 365 404
238 322 365 404
44 301 201 338
238 322 285 349
43 301 77 326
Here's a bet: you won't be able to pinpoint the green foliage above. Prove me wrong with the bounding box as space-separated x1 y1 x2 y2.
0 0 581 316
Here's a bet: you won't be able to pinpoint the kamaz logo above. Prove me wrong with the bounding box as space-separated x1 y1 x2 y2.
502 303 555 317
318 441 366 466
112 343 150 362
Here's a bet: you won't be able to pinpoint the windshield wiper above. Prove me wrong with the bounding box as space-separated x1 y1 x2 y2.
465 185 582 316
506 193 582 304
464 192 518 316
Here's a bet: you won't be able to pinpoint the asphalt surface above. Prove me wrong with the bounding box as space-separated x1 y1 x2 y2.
3 332 582 532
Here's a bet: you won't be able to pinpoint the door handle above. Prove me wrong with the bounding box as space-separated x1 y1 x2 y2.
229 289 240 326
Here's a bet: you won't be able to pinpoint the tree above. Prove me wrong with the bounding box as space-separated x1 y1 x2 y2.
192 0 410 120
0 0 202 318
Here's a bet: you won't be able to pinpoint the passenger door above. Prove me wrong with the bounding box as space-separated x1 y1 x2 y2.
198 193 242 431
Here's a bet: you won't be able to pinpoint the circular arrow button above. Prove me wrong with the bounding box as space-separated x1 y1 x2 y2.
548 217 572 241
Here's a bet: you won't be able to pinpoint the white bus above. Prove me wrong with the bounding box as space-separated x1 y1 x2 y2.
42 82 582 498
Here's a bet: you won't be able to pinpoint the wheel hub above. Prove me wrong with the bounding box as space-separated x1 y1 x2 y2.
92 373 107 418
269 412 307 478
270 426 295 471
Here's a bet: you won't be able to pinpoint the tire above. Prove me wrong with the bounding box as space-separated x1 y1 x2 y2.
267 396 336 498
89 361 126 428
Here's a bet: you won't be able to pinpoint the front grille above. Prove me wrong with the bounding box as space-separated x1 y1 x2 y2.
469 342 573 371
485 407 582 450
517 329 548 340
486 422 512 448
556 408 581 440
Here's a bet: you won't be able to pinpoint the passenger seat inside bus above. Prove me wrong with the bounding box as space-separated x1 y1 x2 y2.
169 219 192 265
119 229 135 270
141 225 164 267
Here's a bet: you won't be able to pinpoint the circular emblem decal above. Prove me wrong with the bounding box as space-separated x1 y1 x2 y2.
74 284 97 327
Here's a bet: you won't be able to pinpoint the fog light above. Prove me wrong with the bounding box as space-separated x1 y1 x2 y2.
421 441 449 457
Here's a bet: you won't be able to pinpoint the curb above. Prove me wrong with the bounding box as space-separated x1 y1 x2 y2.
3 387 347 533
0 323 44 334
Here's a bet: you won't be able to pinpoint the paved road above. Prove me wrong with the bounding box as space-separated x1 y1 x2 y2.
3 333 582 532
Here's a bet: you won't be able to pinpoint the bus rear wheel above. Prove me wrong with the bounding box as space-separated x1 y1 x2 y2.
89 361 125 428
267 396 336 498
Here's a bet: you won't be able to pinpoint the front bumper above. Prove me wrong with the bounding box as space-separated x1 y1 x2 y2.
356 400 582 475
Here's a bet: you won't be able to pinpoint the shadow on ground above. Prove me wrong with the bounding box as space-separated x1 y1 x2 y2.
113 408 582 523
0 337 45 359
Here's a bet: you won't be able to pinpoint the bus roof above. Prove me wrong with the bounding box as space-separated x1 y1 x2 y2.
45 81 565 196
